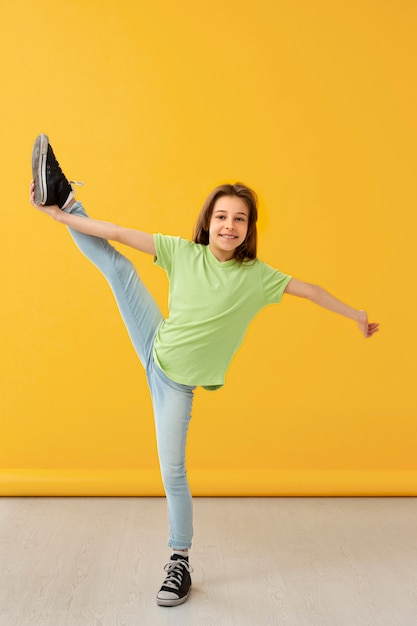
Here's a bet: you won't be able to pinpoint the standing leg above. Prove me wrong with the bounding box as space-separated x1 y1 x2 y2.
148 359 195 607
147 359 195 549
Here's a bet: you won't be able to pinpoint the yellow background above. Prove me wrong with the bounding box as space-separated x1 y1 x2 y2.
1 0 416 495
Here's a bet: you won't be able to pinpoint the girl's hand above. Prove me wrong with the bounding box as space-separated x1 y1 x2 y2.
29 181 60 218
357 310 379 338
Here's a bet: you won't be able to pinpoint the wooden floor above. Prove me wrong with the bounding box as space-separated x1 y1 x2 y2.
0 497 416 625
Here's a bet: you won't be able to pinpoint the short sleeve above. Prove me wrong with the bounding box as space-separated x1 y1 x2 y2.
260 262 292 304
153 234 182 274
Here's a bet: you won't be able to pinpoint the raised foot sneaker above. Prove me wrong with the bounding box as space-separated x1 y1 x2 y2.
156 553 193 607
32 134 83 208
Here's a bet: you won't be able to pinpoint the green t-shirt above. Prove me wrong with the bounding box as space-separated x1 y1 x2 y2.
153 234 292 389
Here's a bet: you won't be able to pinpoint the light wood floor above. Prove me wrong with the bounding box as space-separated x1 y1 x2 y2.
0 497 416 625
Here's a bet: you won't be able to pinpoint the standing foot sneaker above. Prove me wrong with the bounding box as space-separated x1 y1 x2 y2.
32 134 83 208
156 553 193 607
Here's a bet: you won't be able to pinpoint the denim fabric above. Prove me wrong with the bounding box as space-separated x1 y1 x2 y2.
66 202 195 549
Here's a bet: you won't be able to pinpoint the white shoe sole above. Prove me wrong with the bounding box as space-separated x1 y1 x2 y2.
32 134 49 205
156 588 191 607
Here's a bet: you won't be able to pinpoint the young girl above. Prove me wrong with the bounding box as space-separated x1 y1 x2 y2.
30 134 379 607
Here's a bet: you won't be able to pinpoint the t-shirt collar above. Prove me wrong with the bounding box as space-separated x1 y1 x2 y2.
205 244 237 267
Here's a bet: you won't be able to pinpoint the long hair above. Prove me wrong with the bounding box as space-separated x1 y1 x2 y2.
193 183 258 262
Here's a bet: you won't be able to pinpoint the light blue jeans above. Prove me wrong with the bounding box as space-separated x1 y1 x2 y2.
65 202 195 549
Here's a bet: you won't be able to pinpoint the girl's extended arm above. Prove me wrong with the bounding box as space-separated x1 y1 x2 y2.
284 278 379 338
30 182 155 256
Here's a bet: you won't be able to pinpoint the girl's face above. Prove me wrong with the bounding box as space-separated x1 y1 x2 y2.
208 195 249 262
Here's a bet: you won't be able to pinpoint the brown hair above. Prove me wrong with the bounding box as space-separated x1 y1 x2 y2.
193 183 258 262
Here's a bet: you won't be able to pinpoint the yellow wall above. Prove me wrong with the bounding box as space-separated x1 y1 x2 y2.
1 0 416 495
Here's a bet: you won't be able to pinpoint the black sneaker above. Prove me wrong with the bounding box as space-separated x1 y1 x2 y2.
32 134 82 208
156 553 193 607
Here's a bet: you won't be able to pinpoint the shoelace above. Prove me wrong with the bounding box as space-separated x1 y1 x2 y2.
161 559 193 591
69 180 84 187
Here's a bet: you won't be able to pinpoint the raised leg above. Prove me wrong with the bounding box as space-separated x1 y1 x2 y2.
65 201 163 369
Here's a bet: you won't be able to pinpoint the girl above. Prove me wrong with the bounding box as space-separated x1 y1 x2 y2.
30 134 379 607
